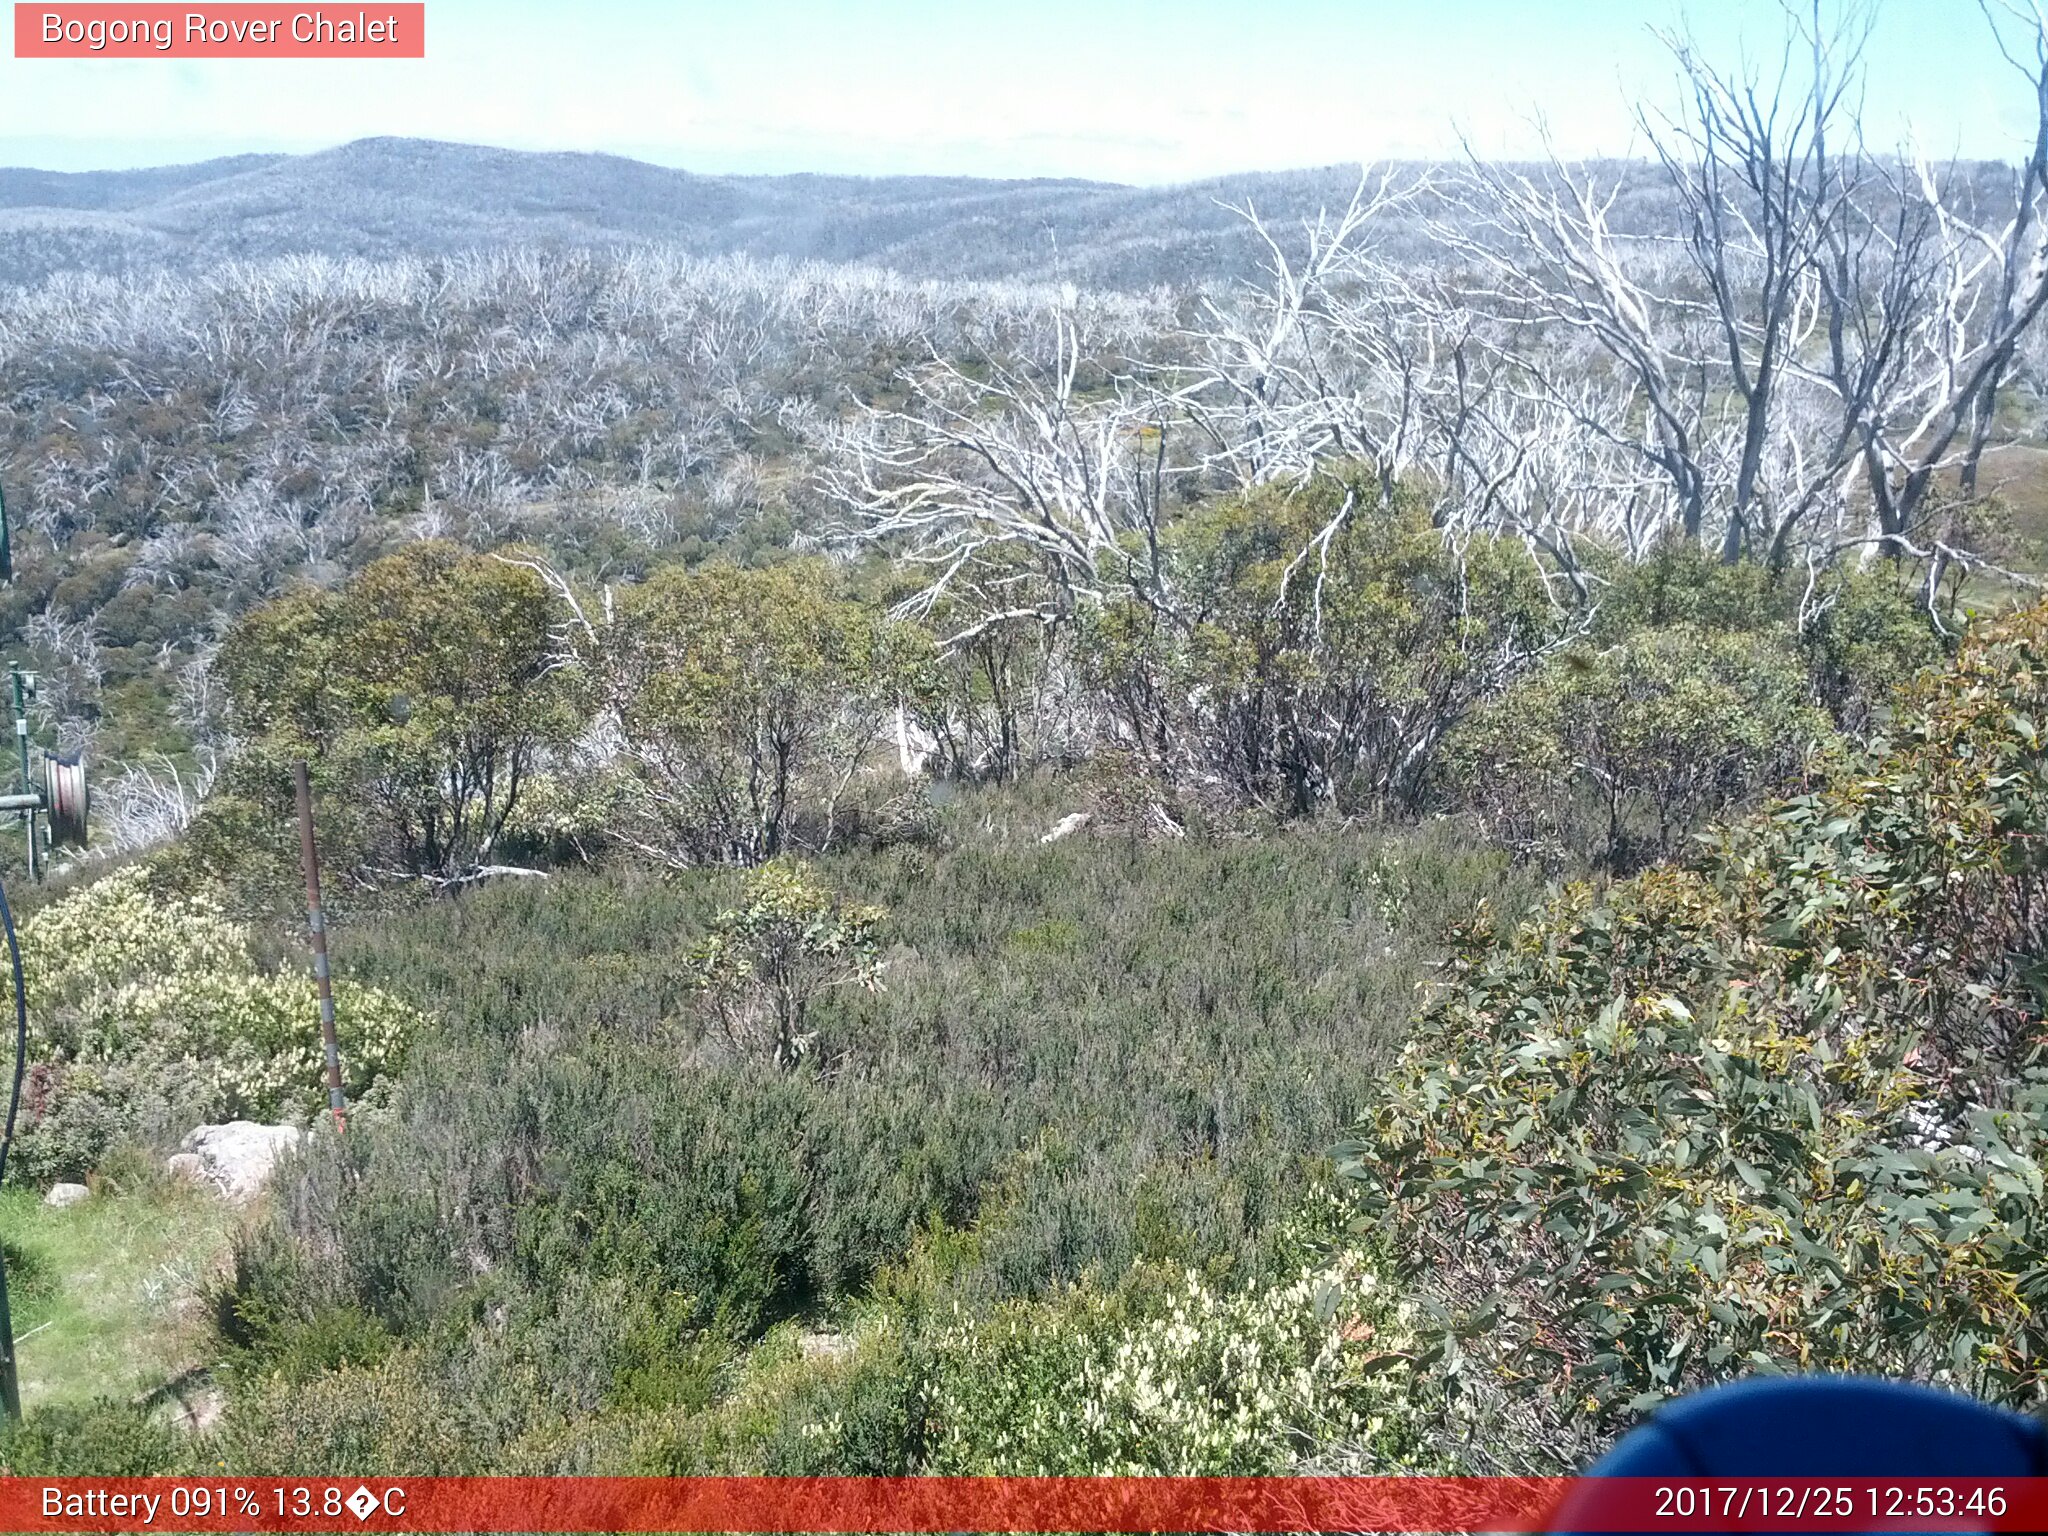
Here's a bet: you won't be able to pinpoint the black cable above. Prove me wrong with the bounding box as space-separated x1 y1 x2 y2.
0 870 24 1187
0 868 25 1419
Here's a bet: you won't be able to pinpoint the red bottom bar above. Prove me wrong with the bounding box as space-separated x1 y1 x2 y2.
2 1476 2043 1532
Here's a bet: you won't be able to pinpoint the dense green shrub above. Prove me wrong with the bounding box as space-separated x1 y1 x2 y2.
595 560 935 865
627 1321 924 1475
1081 475 1557 813
0 1399 184 1475
1590 544 1790 635
1442 624 1833 867
1799 565 1951 730
219 1265 740 1475
1341 600 2048 1471
922 1226 1427 1474
1592 547 1946 728
7 867 420 1183
684 860 887 1069
213 541 575 883
218 1210 1428 1479
1437 551 1944 868
215 1352 503 1476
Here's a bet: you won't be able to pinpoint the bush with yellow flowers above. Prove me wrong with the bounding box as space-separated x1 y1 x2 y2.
922 1226 1428 1475
8 866 420 1184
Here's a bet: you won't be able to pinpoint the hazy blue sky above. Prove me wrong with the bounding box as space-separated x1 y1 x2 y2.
0 1 2020 182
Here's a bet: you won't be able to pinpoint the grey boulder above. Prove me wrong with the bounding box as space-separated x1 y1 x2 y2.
179 1122 303 1202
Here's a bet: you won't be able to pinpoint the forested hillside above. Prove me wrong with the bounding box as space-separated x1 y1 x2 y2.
0 137 2021 293
4 2 2048 1483
0 140 1393 290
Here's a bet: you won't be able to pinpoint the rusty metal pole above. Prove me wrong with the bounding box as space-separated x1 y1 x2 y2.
293 760 347 1131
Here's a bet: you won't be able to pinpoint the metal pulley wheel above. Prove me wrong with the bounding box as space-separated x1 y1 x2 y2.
43 753 86 848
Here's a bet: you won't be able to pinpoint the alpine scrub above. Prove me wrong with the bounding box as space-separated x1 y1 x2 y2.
923 1237 1427 1475
1340 602 2048 1467
10 866 420 1182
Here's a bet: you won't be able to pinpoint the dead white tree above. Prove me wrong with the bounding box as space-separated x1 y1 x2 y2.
94 750 220 855
824 297 1188 638
1856 0 2048 538
1182 167 1435 499
1432 1 2048 570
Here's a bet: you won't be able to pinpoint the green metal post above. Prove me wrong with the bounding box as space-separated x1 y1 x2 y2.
0 1244 19 1420
10 669 32 882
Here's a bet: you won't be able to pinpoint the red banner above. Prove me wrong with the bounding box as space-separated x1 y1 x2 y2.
0 1476 2040 1532
13 5 424 58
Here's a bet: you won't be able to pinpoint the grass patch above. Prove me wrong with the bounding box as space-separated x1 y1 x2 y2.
1976 444 2048 556
0 1184 236 1409
1948 444 2048 612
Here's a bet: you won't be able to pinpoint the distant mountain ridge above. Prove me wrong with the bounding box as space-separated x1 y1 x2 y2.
0 136 1424 290
0 137 2015 293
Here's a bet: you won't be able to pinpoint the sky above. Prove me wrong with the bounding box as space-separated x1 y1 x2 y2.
0 0 2026 184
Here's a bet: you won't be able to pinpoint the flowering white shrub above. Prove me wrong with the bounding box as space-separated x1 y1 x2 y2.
8 867 421 1181
924 1241 1428 1474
